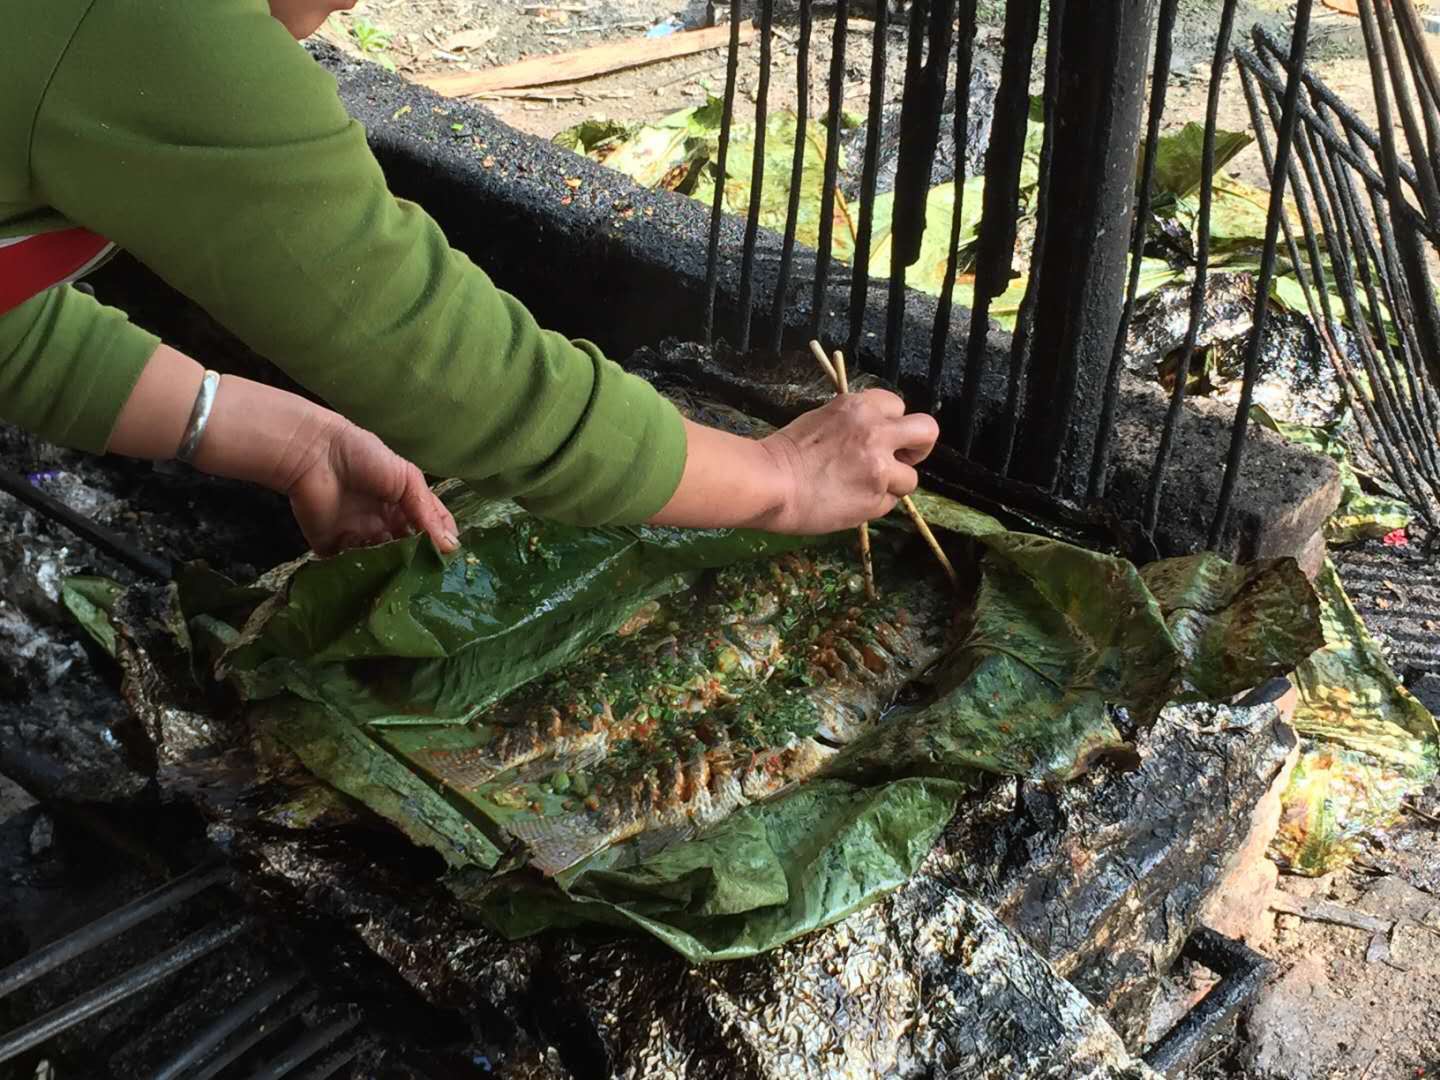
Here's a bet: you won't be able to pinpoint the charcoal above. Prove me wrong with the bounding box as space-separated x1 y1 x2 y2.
943 698 1297 1043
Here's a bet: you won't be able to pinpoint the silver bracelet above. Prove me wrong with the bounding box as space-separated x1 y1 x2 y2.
176 370 221 464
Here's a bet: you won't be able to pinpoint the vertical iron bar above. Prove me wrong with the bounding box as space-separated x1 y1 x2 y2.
1089 0 1180 502
883 0 955 381
770 0 814 354
1209 0 1314 548
1142 0 1239 535
845 4 891 361
882 0 931 381
702 4 746 346
951 0 1042 454
998 0 1069 476
810 0 849 343
926 0 979 409
735 0 775 352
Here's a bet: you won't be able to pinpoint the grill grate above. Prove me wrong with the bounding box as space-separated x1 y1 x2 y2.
0 863 364 1079
1335 540 1440 682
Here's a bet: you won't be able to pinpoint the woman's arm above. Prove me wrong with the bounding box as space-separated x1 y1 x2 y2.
109 343 459 556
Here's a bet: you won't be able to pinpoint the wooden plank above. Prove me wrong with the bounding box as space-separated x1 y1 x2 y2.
414 22 754 98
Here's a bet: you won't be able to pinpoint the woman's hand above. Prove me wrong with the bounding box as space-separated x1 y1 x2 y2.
109 344 458 558
758 390 939 534
283 418 459 557
646 391 940 535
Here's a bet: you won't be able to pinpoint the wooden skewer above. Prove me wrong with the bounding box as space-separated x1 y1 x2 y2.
807 341 961 591
830 352 878 601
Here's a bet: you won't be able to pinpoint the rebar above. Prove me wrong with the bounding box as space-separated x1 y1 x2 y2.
0 863 230 1001
809 0 848 342
735 0 775 352
926 0 978 411
770 0 814 354
701 4 746 346
950 0 1041 454
844 5 891 361
1209 0 1314 548
1088 0 1180 502
1141 0 1239 536
0 917 254 1065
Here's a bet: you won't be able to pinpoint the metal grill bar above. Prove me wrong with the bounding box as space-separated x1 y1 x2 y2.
152 973 306 1080
701 3 745 346
0 864 230 1001
246 1012 362 1080
187 990 321 1080
735 0 775 352
844 7 890 361
883 0 956 382
926 0 978 411
1088 0 1181 502
997 0 1066 477
770 0 814 354
1208 0 1315 547
810 0 848 341
1142 0 1240 536
951 0 1040 455
0 917 254 1066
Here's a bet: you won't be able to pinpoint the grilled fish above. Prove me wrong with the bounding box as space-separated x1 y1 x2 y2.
504 579 953 875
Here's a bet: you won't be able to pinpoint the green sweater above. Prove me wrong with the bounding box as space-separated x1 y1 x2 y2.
0 0 686 525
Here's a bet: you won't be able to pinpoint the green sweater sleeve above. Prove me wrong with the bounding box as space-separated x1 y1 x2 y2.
24 0 686 525
0 286 158 454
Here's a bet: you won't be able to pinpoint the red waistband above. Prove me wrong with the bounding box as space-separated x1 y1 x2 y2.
0 228 115 316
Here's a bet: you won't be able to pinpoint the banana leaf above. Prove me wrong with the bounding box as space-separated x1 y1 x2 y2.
1272 560 1438 875
68 475 1325 961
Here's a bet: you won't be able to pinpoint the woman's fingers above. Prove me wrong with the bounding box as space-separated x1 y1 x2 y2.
887 412 941 465
397 467 460 553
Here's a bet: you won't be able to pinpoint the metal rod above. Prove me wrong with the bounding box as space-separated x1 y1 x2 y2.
770 0 814 355
0 464 173 582
1247 33 1440 244
188 990 321 1080
1141 0 1239 536
0 864 230 1001
926 0 978 410
152 973 306 1080
735 0 775 352
701 5 746 346
845 3 890 361
0 917 253 1066
1209 0 1314 548
881 0 928 383
998 0 1068 477
1242 56 1429 508
951 0 1041 454
1371 0 1440 226
1088 0 1180 501
246 1013 362 1080
294 1040 362 1080
1302 114 1437 509
809 0 848 342
1356 0 1440 389
883 0 955 382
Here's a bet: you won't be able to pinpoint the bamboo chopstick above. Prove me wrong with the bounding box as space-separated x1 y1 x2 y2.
807 341 960 591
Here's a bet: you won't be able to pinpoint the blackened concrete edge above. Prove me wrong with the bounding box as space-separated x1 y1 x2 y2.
320 50 1343 558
